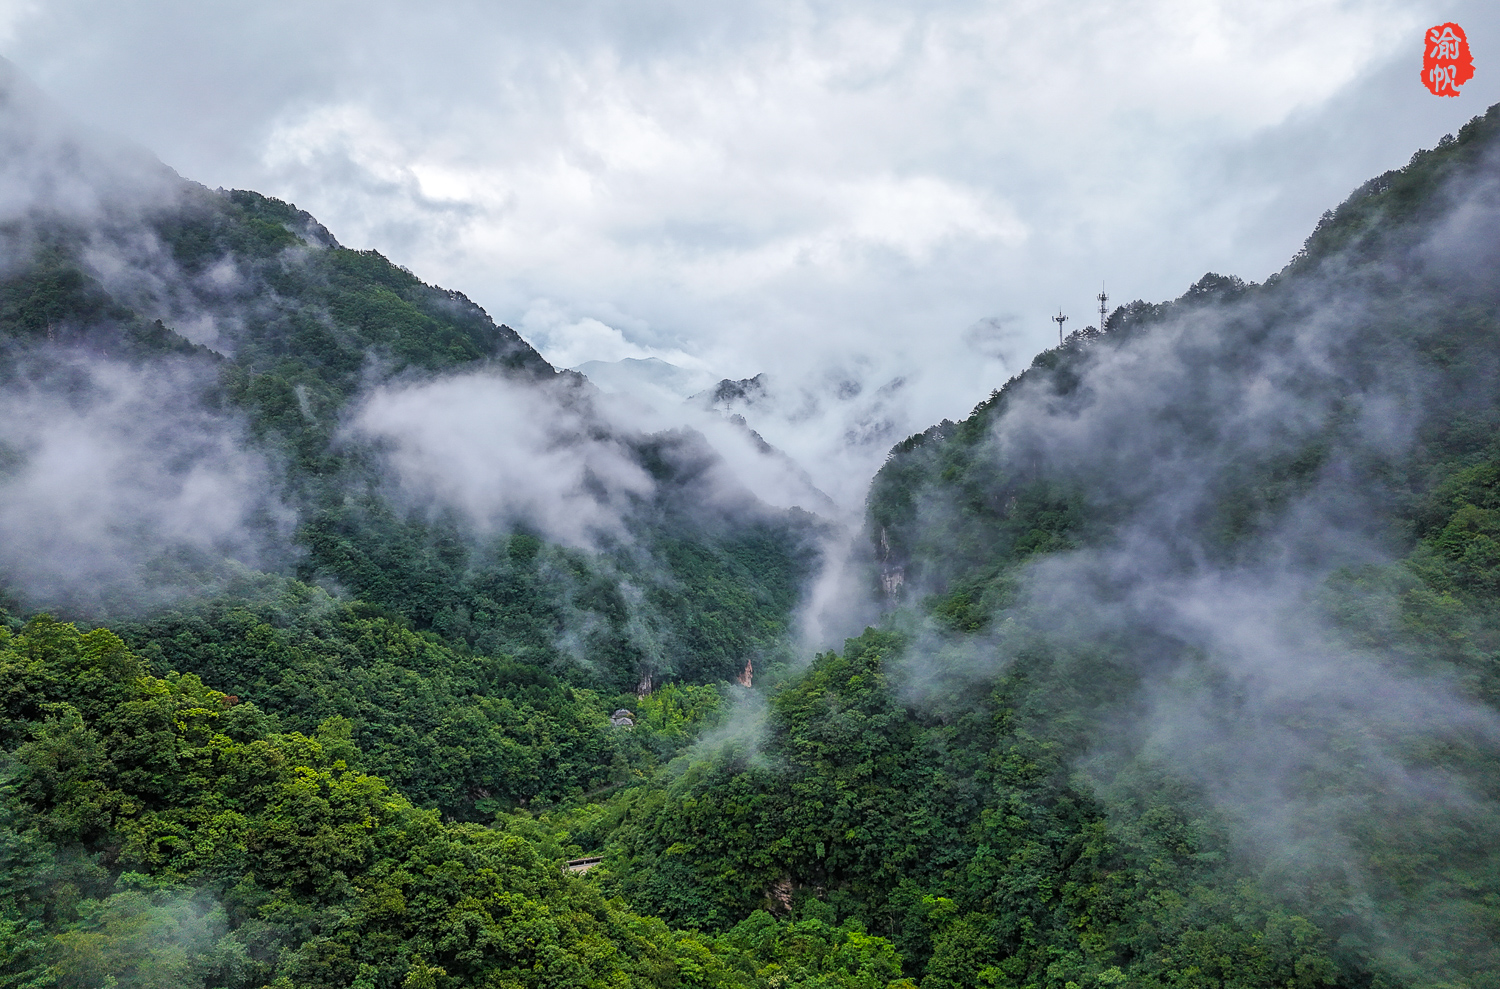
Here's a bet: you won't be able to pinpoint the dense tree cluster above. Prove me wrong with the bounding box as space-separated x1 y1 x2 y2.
0 615 919 989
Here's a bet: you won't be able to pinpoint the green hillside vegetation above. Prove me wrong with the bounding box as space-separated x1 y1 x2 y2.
180 188 822 692
868 107 1500 606
115 575 727 820
591 627 1351 988
0 614 918 989
0 243 209 365
587 465 1500 986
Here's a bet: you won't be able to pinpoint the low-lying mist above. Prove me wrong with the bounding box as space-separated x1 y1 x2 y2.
350 369 655 549
0 351 294 612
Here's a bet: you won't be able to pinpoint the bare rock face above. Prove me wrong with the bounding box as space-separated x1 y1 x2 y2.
880 565 905 598
766 878 794 914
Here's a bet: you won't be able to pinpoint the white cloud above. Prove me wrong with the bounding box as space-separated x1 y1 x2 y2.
0 1 35 46
349 370 655 548
841 175 1027 259
0 356 292 608
519 300 707 370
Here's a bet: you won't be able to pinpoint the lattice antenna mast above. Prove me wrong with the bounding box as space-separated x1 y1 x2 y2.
1097 284 1109 333
1053 311 1069 345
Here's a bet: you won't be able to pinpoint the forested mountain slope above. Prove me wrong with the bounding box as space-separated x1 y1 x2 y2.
0 58 823 718
584 108 1500 989
0 614 914 989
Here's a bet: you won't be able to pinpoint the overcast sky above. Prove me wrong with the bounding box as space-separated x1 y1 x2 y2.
3 0 1497 439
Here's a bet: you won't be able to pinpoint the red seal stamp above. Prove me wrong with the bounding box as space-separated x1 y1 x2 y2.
1423 23 1474 97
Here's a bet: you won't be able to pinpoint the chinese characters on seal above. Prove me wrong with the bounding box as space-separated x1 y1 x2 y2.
1423 23 1474 97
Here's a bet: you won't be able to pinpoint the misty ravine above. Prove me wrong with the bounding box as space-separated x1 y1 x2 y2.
4 57 1500 989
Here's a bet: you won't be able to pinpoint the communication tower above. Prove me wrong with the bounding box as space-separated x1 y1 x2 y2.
1053 311 1069 345
1097 284 1109 333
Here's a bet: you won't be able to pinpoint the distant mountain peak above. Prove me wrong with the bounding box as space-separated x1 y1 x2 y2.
572 356 717 403
692 372 769 409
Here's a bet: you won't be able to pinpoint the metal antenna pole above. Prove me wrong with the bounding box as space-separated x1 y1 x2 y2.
1097 284 1109 333
1053 311 1069 345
